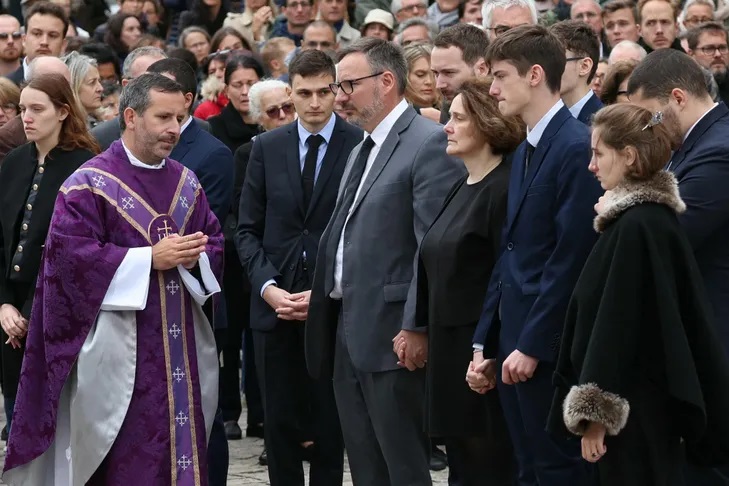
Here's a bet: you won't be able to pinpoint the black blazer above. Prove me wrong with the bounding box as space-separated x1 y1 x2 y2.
234 116 363 332
208 103 260 154
4 64 23 87
0 144 95 313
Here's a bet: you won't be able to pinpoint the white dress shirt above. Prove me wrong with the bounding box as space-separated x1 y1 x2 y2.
526 99 565 147
330 98 409 299
568 91 594 119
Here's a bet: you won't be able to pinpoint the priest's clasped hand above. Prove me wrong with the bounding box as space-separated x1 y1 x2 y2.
152 232 208 271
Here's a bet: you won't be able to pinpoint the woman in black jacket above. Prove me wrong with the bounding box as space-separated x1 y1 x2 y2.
549 104 729 485
401 78 523 485
208 53 263 155
0 73 99 431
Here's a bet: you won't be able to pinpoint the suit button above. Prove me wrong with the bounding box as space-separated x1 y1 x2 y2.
32 184 38 191
303 229 309 236
38 167 44 174
13 265 20 272
26 204 32 211
506 242 514 251
17 245 23 253
289 264 295 270
22 223 28 231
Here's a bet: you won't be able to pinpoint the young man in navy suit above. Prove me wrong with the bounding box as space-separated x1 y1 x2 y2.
628 49 729 486
235 49 363 486
470 25 602 486
549 20 604 126
147 58 235 486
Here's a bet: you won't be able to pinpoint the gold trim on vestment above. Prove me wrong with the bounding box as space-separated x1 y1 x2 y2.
77 167 160 216
180 292 202 485
158 272 178 483
169 168 188 216
179 187 201 236
60 184 152 244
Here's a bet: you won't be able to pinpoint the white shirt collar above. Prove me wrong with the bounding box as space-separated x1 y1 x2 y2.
122 140 166 169
568 90 594 119
297 113 336 144
22 57 29 79
180 116 193 134
526 99 564 147
684 102 718 142
367 99 409 147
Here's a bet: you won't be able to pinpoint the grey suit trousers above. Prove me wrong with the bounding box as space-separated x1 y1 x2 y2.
333 311 431 486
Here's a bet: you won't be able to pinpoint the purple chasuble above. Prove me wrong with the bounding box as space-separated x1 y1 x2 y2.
3 140 224 486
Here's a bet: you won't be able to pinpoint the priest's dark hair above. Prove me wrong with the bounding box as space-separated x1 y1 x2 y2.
24 73 100 154
626 49 709 102
118 73 184 131
485 24 566 94
147 58 198 115
591 104 672 181
288 49 336 84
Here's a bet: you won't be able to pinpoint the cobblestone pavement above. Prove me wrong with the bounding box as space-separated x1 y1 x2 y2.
0 403 449 485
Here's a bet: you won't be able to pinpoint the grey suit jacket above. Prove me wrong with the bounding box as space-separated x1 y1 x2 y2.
305 105 465 378
91 116 212 151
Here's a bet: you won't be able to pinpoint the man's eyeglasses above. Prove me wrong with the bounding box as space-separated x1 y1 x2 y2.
697 44 728 56
574 11 598 20
485 24 529 36
329 72 383 95
265 102 296 118
398 3 426 13
565 56 585 62
685 16 713 25
1 103 17 116
0 32 22 40
304 41 334 49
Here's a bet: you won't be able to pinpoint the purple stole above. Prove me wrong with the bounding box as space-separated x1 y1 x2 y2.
65 165 204 484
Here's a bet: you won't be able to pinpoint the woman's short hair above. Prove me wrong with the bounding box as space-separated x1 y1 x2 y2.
179 26 211 48
456 77 525 155
592 104 672 181
23 73 100 154
0 77 20 111
600 59 637 105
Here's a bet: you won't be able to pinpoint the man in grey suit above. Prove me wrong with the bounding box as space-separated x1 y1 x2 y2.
304 37 464 485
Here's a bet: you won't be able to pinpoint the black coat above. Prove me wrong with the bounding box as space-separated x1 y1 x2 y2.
208 103 260 155
548 172 729 481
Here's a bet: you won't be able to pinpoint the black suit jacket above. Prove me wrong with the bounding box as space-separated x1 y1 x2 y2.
0 144 95 313
234 116 363 332
92 116 212 151
4 65 23 87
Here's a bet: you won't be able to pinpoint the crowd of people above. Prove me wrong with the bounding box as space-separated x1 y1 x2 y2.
0 0 727 485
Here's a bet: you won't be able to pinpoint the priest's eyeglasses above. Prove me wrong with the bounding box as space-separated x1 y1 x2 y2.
329 72 384 95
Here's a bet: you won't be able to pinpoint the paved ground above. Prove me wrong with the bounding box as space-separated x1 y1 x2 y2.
0 402 450 485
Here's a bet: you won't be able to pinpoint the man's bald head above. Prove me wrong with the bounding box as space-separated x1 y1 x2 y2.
27 55 71 82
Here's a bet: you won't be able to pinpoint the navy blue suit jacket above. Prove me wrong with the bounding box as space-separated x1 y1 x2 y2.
171 117 234 224
235 116 363 332
576 92 603 126
670 102 729 354
473 106 602 363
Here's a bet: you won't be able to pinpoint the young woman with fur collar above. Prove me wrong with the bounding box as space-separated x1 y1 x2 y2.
547 104 729 485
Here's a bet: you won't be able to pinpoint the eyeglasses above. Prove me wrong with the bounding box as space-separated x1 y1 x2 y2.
0 32 21 40
565 56 585 62
1 103 17 115
574 11 598 19
697 44 728 55
685 16 712 25
304 41 334 49
265 102 296 118
398 3 426 13
329 72 383 95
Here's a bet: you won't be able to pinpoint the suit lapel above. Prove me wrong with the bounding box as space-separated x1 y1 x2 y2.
305 117 346 220
348 108 416 217
505 107 570 234
285 125 306 217
670 103 727 172
171 118 197 161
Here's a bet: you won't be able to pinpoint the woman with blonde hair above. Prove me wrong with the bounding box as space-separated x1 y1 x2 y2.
548 103 729 484
403 42 441 110
0 78 20 129
62 51 104 128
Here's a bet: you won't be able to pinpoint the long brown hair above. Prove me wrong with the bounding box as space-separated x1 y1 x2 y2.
24 73 101 154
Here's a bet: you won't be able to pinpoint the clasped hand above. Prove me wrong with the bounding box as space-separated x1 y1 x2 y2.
263 286 311 321
152 232 207 271
392 330 428 371
0 303 27 349
466 351 497 394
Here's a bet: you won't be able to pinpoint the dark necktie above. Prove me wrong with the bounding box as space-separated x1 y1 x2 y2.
302 134 324 210
524 142 535 181
328 136 376 244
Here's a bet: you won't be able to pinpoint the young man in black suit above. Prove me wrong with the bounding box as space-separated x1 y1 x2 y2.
234 49 363 486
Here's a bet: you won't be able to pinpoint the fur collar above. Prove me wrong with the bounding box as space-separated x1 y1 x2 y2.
594 170 686 232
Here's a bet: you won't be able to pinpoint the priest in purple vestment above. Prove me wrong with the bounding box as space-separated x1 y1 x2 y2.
3 73 225 486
